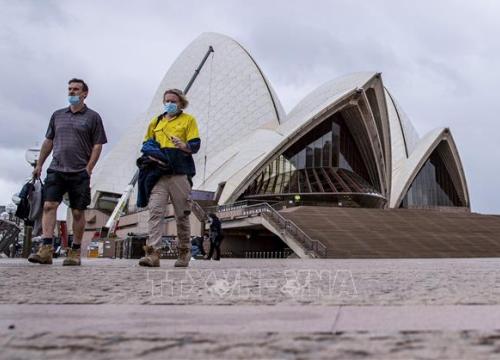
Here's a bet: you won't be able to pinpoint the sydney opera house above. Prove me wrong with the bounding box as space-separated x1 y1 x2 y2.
83 33 499 258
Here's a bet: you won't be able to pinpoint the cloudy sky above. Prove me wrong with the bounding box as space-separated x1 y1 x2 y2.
1 0 499 214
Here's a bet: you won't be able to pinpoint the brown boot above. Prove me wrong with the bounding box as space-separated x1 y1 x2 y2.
174 248 190 267
28 244 53 265
63 248 81 266
138 245 160 267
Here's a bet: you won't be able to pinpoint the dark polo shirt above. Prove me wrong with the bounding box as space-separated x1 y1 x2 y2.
45 105 107 173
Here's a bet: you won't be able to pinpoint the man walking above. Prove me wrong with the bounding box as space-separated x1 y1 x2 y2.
28 78 107 266
205 213 223 261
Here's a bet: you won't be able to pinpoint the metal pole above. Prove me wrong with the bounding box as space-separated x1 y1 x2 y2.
184 46 214 94
22 222 33 258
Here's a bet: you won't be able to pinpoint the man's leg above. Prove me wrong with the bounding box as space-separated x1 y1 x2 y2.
40 170 65 245
28 201 58 264
42 201 59 239
214 241 221 261
168 175 192 267
71 209 85 246
139 176 168 267
62 208 85 266
64 171 90 266
206 241 214 260
147 177 169 249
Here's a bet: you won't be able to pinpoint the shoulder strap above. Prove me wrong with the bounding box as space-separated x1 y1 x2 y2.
151 114 165 141
154 114 165 129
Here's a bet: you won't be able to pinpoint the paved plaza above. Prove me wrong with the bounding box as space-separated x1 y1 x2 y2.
1 258 500 359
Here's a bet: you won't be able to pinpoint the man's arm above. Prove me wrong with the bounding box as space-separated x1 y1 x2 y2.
32 138 53 178
86 144 103 176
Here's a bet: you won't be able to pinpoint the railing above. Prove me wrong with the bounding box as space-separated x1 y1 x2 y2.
245 249 293 258
214 202 327 258
205 199 279 214
0 219 21 255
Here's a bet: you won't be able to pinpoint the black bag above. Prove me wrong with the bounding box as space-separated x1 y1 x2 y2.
136 154 173 174
15 180 35 221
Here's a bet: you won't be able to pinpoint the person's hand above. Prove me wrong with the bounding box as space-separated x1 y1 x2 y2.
85 166 92 176
170 136 190 153
32 165 42 179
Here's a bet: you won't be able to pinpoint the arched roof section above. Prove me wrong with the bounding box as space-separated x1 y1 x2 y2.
282 72 378 133
211 72 390 203
390 128 470 208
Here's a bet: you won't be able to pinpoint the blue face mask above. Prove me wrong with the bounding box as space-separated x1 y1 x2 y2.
68 95 80 105
164 102 178 114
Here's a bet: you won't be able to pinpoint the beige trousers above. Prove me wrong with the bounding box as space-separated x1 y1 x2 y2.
147 175 191 250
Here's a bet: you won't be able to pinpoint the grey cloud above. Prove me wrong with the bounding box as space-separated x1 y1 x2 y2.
0 148 34 183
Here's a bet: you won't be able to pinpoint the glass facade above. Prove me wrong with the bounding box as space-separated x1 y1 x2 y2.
400 151 463 208
242 113 382 202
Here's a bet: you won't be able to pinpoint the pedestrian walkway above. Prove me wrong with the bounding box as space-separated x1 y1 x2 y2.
2 258 500 359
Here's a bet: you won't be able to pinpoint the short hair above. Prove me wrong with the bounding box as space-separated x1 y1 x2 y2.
163 88 189 109
68 78 89 92
208 213 219 220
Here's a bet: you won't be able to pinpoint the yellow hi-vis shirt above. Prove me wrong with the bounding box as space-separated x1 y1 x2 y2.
144 112 199 149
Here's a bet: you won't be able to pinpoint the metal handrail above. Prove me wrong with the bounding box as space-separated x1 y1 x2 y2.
205 199 279 214
191 200 208 221
214 202 327 258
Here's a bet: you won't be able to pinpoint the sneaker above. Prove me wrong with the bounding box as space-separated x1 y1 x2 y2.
28 244 53 265
63 248 81 266
138 245 160 267
174 248 190 267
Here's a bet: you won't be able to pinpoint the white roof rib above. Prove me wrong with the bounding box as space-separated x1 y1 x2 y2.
386 88 410 192
392 96 420 155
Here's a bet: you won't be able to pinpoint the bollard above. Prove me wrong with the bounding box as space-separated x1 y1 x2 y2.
22 222 33 258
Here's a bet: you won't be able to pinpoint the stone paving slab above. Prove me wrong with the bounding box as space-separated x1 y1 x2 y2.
3 330 500 359
3 304 500 334
0 304 339 334
1 258 500 306
334 305 500 331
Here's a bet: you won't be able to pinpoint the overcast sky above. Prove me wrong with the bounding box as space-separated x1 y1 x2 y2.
1 0 499 214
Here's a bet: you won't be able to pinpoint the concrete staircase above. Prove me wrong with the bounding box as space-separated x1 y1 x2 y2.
279 206 500 258
214 202 327 258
